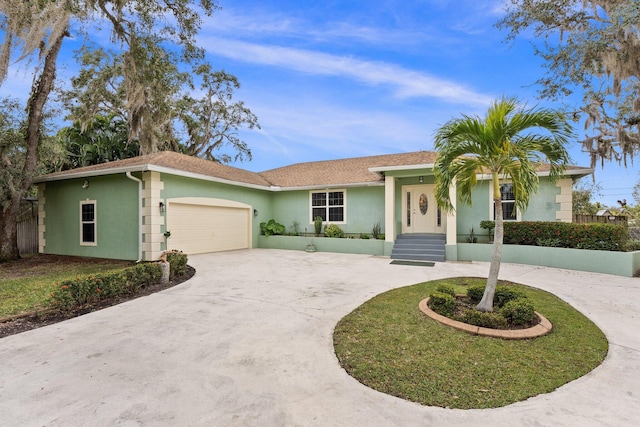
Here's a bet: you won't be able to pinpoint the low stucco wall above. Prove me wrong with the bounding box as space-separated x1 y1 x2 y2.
456 243 640 277
258 235 393 256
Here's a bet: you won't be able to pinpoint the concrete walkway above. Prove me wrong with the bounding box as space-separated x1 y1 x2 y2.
0 249 638 426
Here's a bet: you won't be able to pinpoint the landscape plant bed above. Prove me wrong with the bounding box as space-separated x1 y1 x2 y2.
333 277 608 409
0 255 194 338
418 297 552 339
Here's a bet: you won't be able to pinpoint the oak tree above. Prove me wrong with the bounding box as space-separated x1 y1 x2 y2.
498 0 640 167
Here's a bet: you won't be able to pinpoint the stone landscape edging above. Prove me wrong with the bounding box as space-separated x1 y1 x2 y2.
419 297 553 340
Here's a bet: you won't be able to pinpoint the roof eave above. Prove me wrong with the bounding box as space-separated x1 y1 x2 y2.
146 165 273 191
475 168 594 181
368 163 435 173
35 164 274 191
34 164 149 183
271 181 385 192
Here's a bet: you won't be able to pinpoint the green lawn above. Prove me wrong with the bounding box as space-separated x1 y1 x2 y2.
333 277 608 409
0 255 133 318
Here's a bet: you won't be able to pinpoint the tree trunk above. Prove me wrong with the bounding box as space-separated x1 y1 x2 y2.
0 29 66 262
477 180 504 312
0 203 20 262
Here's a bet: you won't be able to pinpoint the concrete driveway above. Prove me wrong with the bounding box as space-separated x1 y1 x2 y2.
1 249 639 426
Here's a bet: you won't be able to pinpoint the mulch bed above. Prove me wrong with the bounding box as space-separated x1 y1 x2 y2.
0 266 195 339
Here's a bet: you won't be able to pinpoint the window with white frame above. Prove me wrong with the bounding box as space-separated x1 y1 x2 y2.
80 200 97 245
311 190 345 223
493 183 518 220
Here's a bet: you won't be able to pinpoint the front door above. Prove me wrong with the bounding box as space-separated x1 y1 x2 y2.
402 185 438 234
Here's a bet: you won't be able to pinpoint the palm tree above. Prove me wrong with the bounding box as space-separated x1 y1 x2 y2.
434 97 572 312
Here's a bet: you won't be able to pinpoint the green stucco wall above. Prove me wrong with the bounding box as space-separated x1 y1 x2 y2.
456 181 491 242
42 175 139 260
269 186 386 235
258 235 393 256
457 243 640 277
455 178 561 242
522 180 560 221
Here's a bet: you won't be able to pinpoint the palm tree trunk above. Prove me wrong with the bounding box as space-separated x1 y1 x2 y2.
477 181 504 312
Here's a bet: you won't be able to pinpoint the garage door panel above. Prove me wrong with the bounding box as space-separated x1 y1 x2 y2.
167 202 249 254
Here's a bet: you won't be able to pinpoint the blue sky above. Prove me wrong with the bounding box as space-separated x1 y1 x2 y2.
1 0 637 205
196 0 636 206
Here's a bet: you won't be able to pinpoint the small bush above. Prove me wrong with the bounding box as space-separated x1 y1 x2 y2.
360 233 370 239
494 286 527 308
165 250 188 277
260 219 285 236
314 216 323 236
466 227 478 243
480 220 495 240
501 299 536 326
456 308 508 329
626 240 640 251
435 284 456 298
465 284 526 308
372 221 382 239
324 223 345 238
466 285 485 303
428 292 456 317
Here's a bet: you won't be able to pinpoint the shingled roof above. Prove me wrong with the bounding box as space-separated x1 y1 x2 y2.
36 151 273 187
36 150 591 188
259 151 438 187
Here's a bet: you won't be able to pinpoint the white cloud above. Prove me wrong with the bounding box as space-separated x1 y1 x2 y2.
202 8 433 47
200 36 492 106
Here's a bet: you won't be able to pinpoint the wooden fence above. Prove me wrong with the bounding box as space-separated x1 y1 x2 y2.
573 214 628 228
17 216 38 255
17 199 39 255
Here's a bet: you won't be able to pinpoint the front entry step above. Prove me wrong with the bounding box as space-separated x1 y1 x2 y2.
390 233 445 262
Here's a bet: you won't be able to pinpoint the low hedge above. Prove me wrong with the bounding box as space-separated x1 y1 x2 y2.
49 262 163 312
165 250 188 277
480 221 628 251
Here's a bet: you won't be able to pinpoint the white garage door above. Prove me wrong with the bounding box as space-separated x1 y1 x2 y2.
167 200 250 254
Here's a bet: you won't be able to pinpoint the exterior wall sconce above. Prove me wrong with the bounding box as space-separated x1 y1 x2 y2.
82 179 89 189
419 176 424 183
159 201 165 213
253 208 259 217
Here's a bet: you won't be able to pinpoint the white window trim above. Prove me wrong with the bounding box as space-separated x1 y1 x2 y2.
80 199 97 246
489 182 521 221
309 189 347 224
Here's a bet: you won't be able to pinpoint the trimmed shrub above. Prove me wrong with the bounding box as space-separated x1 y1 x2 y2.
324 223 345 238
479 220 628 251
494 286 527 308
435 284 456 298
466 285 485 303
465 285 527 308
49 262 163 312
456 308 508 329
165 250 188 277
501 299 536 326
428 292 456 317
